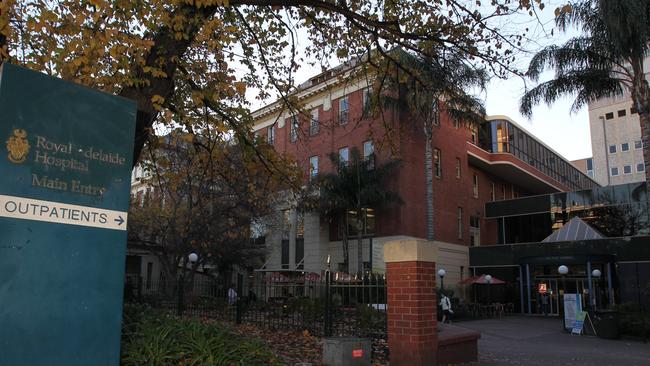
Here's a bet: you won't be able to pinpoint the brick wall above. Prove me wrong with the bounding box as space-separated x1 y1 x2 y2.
386 261 437 365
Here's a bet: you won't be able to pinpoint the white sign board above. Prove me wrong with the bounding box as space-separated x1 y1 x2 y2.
563 293 582 330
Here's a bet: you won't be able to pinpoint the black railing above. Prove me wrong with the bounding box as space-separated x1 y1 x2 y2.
125 271 387 339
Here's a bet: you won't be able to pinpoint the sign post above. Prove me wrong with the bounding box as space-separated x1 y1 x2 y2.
0 63 136 365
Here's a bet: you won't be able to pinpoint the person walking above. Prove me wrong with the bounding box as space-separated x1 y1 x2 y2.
227 284 238 305
440 293 453 324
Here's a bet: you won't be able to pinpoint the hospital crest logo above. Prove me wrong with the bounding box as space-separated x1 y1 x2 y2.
6 129 30 164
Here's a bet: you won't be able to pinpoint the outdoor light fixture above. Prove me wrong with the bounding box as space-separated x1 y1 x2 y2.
592 269 602 310
438 269 446 290
188 252 198 263
592 269 601 278
558 265 569 332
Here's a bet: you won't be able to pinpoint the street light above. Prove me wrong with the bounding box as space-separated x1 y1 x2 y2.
438 269 446 291
485 274 492 305
592 269 602 310
178 253 199 316
558 265 569 331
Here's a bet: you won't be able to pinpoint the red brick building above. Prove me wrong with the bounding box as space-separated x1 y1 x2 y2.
252 65 598 295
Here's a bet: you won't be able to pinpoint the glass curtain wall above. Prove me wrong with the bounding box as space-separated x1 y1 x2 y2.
478 119 598 191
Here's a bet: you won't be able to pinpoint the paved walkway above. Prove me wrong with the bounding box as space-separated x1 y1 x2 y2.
454 316 650 366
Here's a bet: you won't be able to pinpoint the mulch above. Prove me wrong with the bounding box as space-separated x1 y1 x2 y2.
213 320 390 365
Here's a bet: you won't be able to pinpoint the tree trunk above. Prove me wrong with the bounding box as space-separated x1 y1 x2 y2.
357 210 364 275
424 123 434 241
640 111 650 198
341 216 349 273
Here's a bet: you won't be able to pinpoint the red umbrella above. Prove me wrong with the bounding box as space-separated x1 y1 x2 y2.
460 274 506 285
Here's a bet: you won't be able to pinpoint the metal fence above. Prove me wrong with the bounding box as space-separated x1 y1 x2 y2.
125 271 387 339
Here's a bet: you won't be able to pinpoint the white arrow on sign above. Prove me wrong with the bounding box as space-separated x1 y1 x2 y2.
0 194 128 231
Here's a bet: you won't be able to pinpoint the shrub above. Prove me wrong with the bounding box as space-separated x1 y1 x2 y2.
120 306 282 366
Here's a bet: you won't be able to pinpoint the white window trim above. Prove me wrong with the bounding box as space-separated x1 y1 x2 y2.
623 165 632 175
611 167 619 176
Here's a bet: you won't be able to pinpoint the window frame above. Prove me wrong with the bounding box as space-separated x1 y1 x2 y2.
623 165 632 175
290 115 299 142
457 207 463 240
267 124 275 144
472 174 479 198
339 96 349 124
611 167 619 176
621 142 630 152
338 147 349 166
433 148 442 178
637 163 645 172
609 145 617 154
310 109 319 136
309 155 319 180
455 158 461 179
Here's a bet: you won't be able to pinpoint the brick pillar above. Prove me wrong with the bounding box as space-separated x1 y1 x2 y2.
384 240 437 366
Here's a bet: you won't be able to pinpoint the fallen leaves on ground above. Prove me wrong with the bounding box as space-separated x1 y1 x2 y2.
230 324 323 365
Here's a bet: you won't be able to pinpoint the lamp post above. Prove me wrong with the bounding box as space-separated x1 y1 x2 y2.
178 252 198 316
558 265 569 331
438 269 446 292
485 274 492 306
592 269 602 310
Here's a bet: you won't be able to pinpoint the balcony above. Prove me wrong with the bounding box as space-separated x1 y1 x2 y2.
467 141 571 194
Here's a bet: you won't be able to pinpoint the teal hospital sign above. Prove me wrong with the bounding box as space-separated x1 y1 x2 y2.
0 63 136 365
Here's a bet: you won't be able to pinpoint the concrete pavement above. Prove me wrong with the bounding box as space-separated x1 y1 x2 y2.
454 316 650 366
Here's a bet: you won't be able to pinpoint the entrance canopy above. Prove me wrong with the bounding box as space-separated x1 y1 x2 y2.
460 274 506 285
542 217 604 242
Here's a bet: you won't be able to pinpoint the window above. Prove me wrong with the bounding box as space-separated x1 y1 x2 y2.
309 156 319 180
310 109 319 135
490 182 496 201
637 163 645 172
470 125 478 144
605 112 614 120
622 142 630 152
346 208 375 237
432 100 440 126
611 167 619 176
618 109 627 117
363 140 374 159
586 158 594 178
339 96 349 124
635 140 643 149
472 174 479 198
434 148 442 178
339 147 349 166
457 207 463 239
362 88 371 117
455 158 461 179
502 184 506 200
290 115 298 142
267 125 275 144
452 117 460 129
363 140 375 170
469 215 480 247
624 165 632 174
609 145 617 154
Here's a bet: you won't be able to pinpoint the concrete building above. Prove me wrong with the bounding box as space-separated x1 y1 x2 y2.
251 63 598 296
570 157 594 179
587 57 649 186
